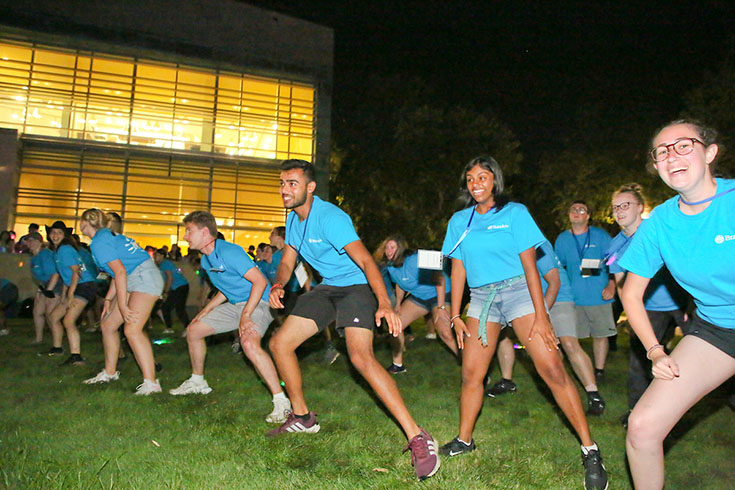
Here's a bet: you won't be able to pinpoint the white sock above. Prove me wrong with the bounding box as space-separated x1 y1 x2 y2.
581 442 598 455
273 392 287 402
393 363 403 367
458 437 472 445
191 374 205 383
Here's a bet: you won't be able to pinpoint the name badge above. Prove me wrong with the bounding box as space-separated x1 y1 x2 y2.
418 249 443 270
294 261 308 287
580 258 602 278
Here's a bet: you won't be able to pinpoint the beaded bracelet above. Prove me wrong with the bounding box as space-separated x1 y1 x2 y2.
646 343 664 360
272 283 283 289
449 315 461 323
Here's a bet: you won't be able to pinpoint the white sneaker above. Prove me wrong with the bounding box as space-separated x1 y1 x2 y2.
425 333 437 340
266 397 292 423
135 379 162 396
169 376 212 395
83 370 120 384
0 329 9 336
162 329 174 334
231 339 242 354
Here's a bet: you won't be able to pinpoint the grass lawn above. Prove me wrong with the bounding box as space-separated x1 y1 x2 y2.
1 317 735 489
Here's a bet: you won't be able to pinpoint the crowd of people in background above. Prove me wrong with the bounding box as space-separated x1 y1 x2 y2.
1 118 733 489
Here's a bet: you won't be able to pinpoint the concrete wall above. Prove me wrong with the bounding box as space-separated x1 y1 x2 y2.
0 129 19 232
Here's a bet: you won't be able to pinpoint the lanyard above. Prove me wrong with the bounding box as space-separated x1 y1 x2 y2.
286 210 310 258
679 186 735 206
605 232 632 266
446 206 478 257
572 230 590 260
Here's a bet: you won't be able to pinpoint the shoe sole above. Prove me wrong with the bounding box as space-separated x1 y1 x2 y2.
169 387 213 395
487 389 516 398
267 423 321 437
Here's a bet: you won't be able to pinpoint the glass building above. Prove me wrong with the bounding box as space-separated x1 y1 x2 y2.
0 0 333 250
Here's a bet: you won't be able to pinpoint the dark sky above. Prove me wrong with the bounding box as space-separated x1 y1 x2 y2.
248 0 734 156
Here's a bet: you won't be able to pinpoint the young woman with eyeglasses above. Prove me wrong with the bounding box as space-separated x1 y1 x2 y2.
619 120 735 489
439 155 608 490
606 183 689 428
79 208 164 395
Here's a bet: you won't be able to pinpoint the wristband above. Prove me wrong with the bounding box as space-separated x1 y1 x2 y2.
272 283 283 289
450 314 461 323
646 344 664 360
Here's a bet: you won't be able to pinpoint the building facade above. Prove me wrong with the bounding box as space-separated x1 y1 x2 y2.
0 0 333 249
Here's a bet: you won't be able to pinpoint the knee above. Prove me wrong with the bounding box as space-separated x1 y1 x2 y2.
62 315 77 329
561 338 581 355
240 336 262 357
348 351 373 373
185 322 207 342
627 408 663 449
535 357 568 387
461 364 488 388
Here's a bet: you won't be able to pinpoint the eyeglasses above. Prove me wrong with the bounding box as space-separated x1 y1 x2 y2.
569 207 588 215
612 201 632 212
650 137 704 162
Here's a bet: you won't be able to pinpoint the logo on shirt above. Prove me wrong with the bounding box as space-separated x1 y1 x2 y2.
487 224 509 230
714 234 735 244
353 317 360 323
308 238 323 244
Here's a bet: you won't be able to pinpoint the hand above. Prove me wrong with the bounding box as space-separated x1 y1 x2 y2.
238 314 258 341
101 300 112 320
432 307 451 328
651 352 680 380
190 308 209 326
376 303 402 336
119 304 139 324
269 285 285 309
527 313 558 352
452 317 470 350
601 283 616 301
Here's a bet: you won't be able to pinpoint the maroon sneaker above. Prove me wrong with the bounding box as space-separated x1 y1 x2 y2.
404 428 440 480
266 411 320 437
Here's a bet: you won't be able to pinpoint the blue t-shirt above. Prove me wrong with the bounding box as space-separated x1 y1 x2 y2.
54 244 96 286
255 260 273 282
90 228 149 277
270 249 301 292
31 248 57 284
386 252 450 300
555 226 613 306
159 259 188 290
201 239 270 304
78 248 99 279
285 196 365 287
618 178 735 328
536 240 574 303
441 202 546 288
607 230 684 312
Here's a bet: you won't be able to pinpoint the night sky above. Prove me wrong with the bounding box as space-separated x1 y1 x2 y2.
249 0 734 158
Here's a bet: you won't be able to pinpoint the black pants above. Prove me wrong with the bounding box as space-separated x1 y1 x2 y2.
628 309 685 408
162 284 190 329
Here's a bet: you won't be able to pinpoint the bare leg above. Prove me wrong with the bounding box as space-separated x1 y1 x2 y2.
431 311 459 356
62 298 89 354
48 301 67 349
344 326 421 439
100 305 124 375
392 301 431 366
627 336 735 490
122 292 159 380
32 292 46 342
269 315 319 415
458 318 502 442
512 314 592 446
186 320 216 375
592 336 608 371
560 336 597 390
496 335 516 380
240 330 285 395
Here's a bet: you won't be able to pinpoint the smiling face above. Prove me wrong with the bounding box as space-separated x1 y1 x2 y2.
652 123 718 195
465 164 495 207
48 228 65 247
384 240 398 261
612 192 643 230
279 168 314 210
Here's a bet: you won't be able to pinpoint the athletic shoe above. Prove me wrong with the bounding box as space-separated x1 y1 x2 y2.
85 325 99 333
594 369 606 384
486 378 517 397
404 429 440 481
39 347 64 357
162 328 174 334
586 391 606 416
231 338 242 354
387 363 407 375
83 370 120 384
266 411 320 437
582 447 609 490
322 345 340 364
169 376 213 395
425 333 437 340
265 397 293 424
60 354 85 366
0 328 9 336
135 379 162 396
439 437 476 457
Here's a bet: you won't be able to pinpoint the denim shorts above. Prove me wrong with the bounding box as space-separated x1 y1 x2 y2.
467 276 536 324
127 258 164 296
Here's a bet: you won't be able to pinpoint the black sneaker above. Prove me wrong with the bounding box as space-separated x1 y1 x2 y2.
619 411 631 429
582 447 609 490
586 391 606 416
439 437 476 457
39 347 64 357
387 363 407 375
60 354 85 366
486 379 516 397
594 369 605 384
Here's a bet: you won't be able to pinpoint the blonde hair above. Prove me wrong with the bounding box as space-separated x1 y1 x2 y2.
612 183 646 207
80 208 110 230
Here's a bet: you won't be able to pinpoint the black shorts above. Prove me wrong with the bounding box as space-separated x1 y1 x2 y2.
290 284 377 333
73 282 98 304
686 311 735 358
0 283 18 308
405 292 451 311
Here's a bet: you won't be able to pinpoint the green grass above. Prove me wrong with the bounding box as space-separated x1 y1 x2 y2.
2 318 735 489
